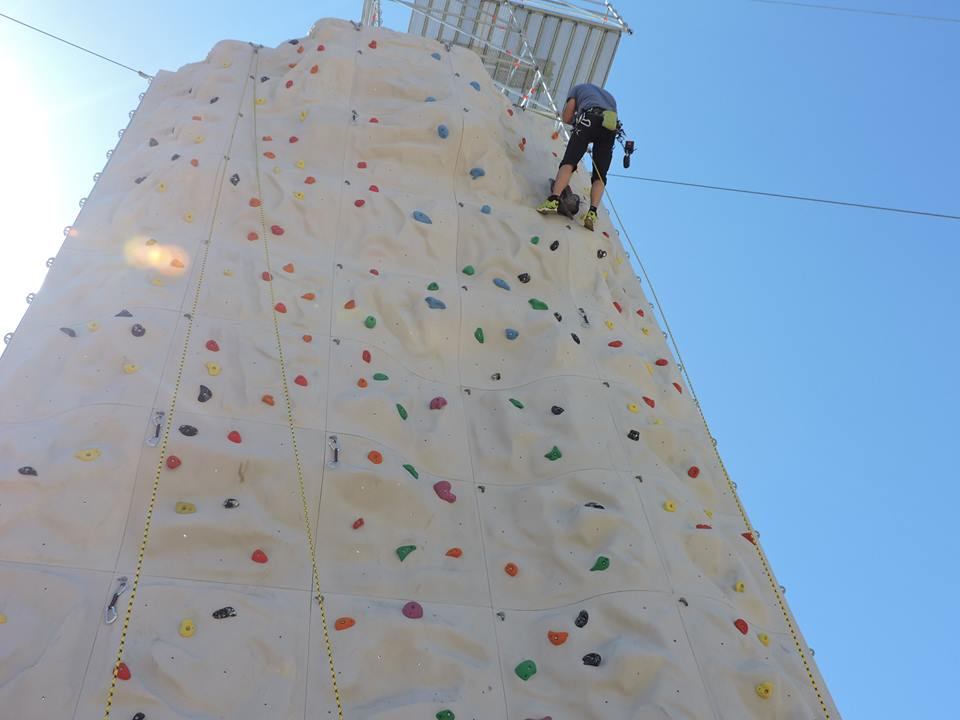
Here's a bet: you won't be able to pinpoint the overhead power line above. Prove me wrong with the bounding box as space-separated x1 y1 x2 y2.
751 0 960 24
0 11 154 79
606 173 960 221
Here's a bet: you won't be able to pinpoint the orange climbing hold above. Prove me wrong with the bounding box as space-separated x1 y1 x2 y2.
334 617 355 631
548 631 568 646
263 151 276 159
262 394 275 406
608 340 623 348
504 562 519 577
446 547 463 558
283 263 295 273
301 292 316 300
344 300 356 309
190 158 199 167
367 450 383 464
302 334 313 343
310 64 318 74
357 378 368 388
262 135 273 141
247 231 259 241
249 198 261 207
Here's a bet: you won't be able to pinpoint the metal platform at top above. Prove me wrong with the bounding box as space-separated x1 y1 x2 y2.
361 0 629 120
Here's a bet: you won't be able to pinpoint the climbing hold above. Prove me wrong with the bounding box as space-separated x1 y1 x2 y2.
431 52 441 60
262 394 275 406
509 398 524 409
590 556 610 572
755 681 773 699
18 466 37 476
302 292 316 300
462 265 475 276
517 273 530 283
514 659 537 681
274 302 287 314
373 373 389 381
367 450 383 465
227 430 242 444
504 562 519 577
175 501 196 514
696 523 712 530
544 446 562 461
412 209 435 225
131 323 146 337
334 617 355 631
402 601 423 619
364 315 377 329
212 606 237 619
627 429 640 441
271 225 285 235
403 464 419 479
229 173 240 186
528 299 548 310
575 610 589 628
115 662 131 681
354 199 365 207
437 124 449 139
303 334 313 343
352 518 365 530
734 581 746 593
87 321 100 332
584 502 605 510
742 532 757 544
663 500 677 512
548 631 568 646
550 240 559 251
436 711 454 720
115 309 133 318
734 618 749 635
571 333 580 344
223 498 239 509
294 374 308 386
198 385 212 402
758 632 770 647
470 80 481 91
643 396 655 408
480 205 491 214
609 340 623 348
433 481 457 503
251 549 268 564
179 425 198 437
166 455 182 470
655 358 669 366
426 282 439 291
469 167 485 179
429 397 447 410
673 382 684 393
493 278 510 291
74 449 101 462
178 619 196 638
627 403 639 413
205 340 220 352
122 363 139 375
582 652 602 667
505 328 518 340
446 547 462 558
474 328 484 343
688 466 700 478
425 297 446 309
396 403 408 420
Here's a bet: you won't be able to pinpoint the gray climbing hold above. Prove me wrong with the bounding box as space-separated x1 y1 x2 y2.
505 328 519 340
431 52 441 60
132 714 145 720
425 96 436 102
469 167 485 179
470 80 481 91
597 249 608 259
179 425 198 437
18 466 37 476
148 138 158 147
571 333 580 344
59 327 76 338
131 324 146 337
437 124 449 139
413 210 432 224
425 297 446 310
493 278 510 291
480 205 491 214
115 309 133 317
551 406 564 415
171 154 180 161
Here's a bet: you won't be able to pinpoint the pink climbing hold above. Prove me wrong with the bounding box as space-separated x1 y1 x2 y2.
352 517 364 530
362 350 372 363
294 374 308 387
275 302 287 313
251 548 268 564
402 601 423 619
261 271 272 281
206 340 220 352
433 480 457 503
228 430 242 444
355 199 365 207
357 161 367 169
369 268 379 276
368 40 378 49
369 117 379 123
369 184 379 192
289 136 299 143
285 80 293 88
734 618 749 635
429 397 447 410
688 466 700 478
271 225 285 235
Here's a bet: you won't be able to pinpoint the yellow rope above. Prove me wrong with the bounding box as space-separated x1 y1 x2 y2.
102 50 257 720
250 47 345 719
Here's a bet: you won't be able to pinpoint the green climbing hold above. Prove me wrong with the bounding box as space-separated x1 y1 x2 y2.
403 463 419 479
474 328 484 344
462 265 475 276
509 398 524 409
373 373 389 381
544 446 562 461
396 545 417 562
436 711 455 720
364 315 377 328
427 282 439 291
528 298 549 310
515 659 538 681
530 235 540 245
590 555 611 572
396 403 408 420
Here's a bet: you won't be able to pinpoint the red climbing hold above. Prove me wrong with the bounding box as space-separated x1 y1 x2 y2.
251 548 268 563
228 430 242 444
673 382 683 393
357 378 368 388
283 263 295 273
369 184 379 192
115 662 131 681
367 450 382 464
262 135 273 141
446 547 463 558
310 64 318 74
274 302 287 313
368 40 378 49
263 151 276 159
608 340 623 348
317 44 325 51
433 480 457 503
335 617 355 631
289 136 299 143
636 308 645 317
285 80 293 88
369 268 379 276
294 375 308 387
190 158 199 167
742 532 757 545
643 397 655 408
271 225 284 235
734 618 749 635
361 350 371 363
507 108 514 116
262 394 275 406
696 523 712 530
305 176 316 184
247 231 259 241
301 292 316 300
655 358 669 366
166 455 181 470
345 300 356 310
249 198 261 207
603 231 610 238
369 117 379 123
504 562 519 577
261 271 272 281
688 466 700 478
357 161 367 169
613 301 623 313
548 631 568 646
206 340 220 352
355 199 365 207
352 517 364 530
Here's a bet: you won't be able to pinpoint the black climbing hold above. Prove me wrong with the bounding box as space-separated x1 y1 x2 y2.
115 309 133 317
575 610 589 628
597 249 608 259
496 610 505 621
553 312 562 322
171 153 180 161
582 652 602 667
131 323 146 337
212 606 237 619
571 333 580 344
260 75 269 82
491 372 501 381
678 597 688 607
18 466 37 476
288 39 300 44
59 327 76 338
551 406 564 415
229 173 240 186
602 381 610 388
584 502 605 510
210 96 219 103
223 497 239 509
198 385 212 402
148 138 158 147
179 425 198 437
627 429 640 441
133 713 146 720
134 177 145 184
550 240 560 251
477 485 485 493
517 273 530 284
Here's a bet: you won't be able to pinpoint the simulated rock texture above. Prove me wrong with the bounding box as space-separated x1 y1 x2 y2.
0 17 838 720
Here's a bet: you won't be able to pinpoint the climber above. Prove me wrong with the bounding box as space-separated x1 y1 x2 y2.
536 82 618 232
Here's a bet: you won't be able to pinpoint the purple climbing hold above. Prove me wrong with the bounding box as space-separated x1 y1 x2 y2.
402 601 424 619
429 396 447 410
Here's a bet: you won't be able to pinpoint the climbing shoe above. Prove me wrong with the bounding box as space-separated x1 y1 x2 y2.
584 209 598 231
536 198 559 214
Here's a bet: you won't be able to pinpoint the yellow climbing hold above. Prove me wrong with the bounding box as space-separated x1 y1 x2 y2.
0 614 6 624
256 97 266 105
299 110 308 121
184 212 194 223
653 418 663 425
704 509 714 518
178 619 196 638
604 320 614 330
223 269 234 277
641 327 650 336
157 182 167 192
175 501 196 514
734 580 746 593
293 191 305 201
205 362 221 376
151 278 164 286
75 448 101 462
603 270 609 279
755 681 773 699
615 256 624 266
273 166 281 174
663 500 677 512
758 632 770 647
295 159 305 169
145 238 158 246
87 321 100 332
644 362 654 375
193 135 205 144
221 61 231 68
123 363 139 374
627 403 639 413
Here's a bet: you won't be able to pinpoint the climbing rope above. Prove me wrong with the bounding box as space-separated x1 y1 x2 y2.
101 50 256 720
604 191 832 718
250 47 345 720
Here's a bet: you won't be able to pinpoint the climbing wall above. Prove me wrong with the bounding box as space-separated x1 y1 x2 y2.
0 17 838 720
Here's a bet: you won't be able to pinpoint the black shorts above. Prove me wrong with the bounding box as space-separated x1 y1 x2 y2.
559 111 616 185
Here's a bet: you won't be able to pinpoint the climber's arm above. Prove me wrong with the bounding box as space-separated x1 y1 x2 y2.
561 97 576 125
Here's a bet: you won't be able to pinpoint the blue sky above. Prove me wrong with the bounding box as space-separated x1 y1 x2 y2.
0 1 957 717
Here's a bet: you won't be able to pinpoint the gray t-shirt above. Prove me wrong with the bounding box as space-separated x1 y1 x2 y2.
567 83 617 113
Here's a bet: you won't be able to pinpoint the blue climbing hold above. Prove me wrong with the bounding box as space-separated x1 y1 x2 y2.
425 96 436 102
470 81 481 91
413 210 432 224
469 167 485 179
431 52 441 60
438 124 449 139
481 205 491 214
493 278 510 291
505 328 519 340
425 297 446 310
